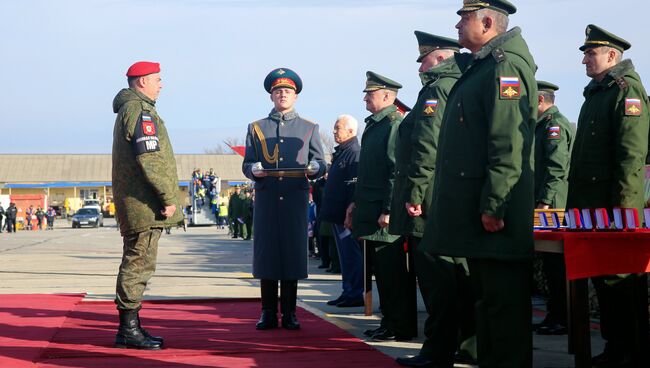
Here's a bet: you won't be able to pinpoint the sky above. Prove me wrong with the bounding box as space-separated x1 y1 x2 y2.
0 0 648 154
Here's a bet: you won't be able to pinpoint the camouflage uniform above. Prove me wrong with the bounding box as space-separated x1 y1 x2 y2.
112 87 183 310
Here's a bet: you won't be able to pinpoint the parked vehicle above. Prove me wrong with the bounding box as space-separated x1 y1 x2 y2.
71 208 104 228
82 199 102 213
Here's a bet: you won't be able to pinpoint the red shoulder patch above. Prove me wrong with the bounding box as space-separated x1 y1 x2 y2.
142 121 156 136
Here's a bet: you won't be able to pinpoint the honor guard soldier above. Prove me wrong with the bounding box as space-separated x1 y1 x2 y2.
392 31 476 368
421 1 538 366
112 61 184 350
533 80 573 336
346 72 418 342
243 68 327 331
567 25 650 367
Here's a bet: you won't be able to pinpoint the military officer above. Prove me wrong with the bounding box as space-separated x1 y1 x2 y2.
392 31 476 368
533 80 573 336
243 68 326 331
567 25 649 367
421 1 538 366
345 72 417 342
228 185 245 238
112 61 183 350
242 188 253 240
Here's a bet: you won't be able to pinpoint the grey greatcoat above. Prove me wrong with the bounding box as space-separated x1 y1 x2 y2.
242 109 326 280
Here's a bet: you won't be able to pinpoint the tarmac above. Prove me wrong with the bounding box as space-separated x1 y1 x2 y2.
0 219 605 368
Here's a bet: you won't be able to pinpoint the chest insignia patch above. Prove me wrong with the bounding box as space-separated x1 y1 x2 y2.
625 98 642 116
547 126 560 139
423 99 439 116
500 77 520 99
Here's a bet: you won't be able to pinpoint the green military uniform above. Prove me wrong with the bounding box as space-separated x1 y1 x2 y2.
242 191 253 240
228 188 245 238
112 87 183 311
534 83 573 209
421 1 538 365
534 81 573 333
567 25 649 365
353 72 417 339
389 32 475 366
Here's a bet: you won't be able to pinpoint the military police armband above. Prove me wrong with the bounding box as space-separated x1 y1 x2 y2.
132 113 160 155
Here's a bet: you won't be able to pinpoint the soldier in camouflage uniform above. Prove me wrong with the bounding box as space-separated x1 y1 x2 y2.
567 25 650 367
112 61 183 350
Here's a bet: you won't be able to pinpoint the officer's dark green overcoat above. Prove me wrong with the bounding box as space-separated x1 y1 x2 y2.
421 28 538 260
534 106 573 208
242 109 326 280
566 59 650 213
112 88 183 236
228 192 244 220
389 58 462 237
352 105 402 242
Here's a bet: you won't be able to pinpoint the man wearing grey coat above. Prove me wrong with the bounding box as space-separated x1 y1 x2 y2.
242 68 327 330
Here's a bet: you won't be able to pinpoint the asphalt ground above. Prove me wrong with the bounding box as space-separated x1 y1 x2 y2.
0 218 604 367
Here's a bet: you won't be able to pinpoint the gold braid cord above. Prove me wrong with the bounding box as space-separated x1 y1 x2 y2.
252 122 279 164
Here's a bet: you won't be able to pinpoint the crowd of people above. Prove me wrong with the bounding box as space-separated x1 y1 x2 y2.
242 2 649 367
191 168 220 207
107 2 649 366
227 185 254 239
0 203 57 232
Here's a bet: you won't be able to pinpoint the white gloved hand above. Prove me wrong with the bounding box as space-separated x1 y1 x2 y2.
306 161 320 176
251 162 267 177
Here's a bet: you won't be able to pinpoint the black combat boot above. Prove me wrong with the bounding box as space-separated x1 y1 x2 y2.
115 309 162 350
280 280 300 330
256 279 279 330
137 312 164 345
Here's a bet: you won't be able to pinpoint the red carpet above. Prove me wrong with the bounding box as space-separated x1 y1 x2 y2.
0 295 399 367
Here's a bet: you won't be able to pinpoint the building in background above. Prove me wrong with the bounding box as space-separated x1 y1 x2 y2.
0 154 247 216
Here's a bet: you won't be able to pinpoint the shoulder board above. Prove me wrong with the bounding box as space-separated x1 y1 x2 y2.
492 48 507 63
388 111 402 122
615 77 629 91
545 114 553 122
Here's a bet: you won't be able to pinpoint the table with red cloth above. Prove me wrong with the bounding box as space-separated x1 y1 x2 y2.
534 229 650 368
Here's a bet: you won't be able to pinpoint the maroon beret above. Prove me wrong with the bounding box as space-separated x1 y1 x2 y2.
126 61 160 77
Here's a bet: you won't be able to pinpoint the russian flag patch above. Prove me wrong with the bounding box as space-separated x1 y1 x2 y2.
500 77 520 99
423 99 438 116
625 98 642 116
547 125 560 139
